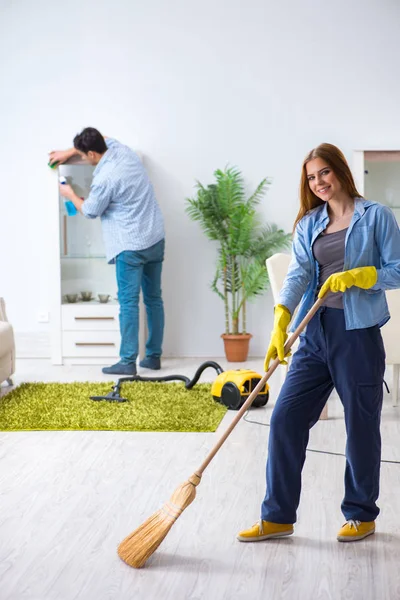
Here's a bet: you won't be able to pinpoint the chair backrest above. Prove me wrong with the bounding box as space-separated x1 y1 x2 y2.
0 298 8 322
265 253 292 304
265 253 300 352
381 289 400 364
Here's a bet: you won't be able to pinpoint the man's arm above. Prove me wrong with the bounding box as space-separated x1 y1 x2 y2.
58 183 85 213
49 147 80 167
59 179 111 218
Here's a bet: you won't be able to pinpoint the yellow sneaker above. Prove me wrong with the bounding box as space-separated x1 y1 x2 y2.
237 519 294 542
337 520 375 542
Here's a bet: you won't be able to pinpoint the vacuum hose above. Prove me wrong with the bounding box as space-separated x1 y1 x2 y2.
121 361 224 389
90 361 224 402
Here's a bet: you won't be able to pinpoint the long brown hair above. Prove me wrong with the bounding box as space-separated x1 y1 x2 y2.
293 143 363 231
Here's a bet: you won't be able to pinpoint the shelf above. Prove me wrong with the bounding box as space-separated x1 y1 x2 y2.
61 255 106 260
62 300 119 306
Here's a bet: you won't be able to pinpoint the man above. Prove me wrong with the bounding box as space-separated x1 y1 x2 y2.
49 127 165 375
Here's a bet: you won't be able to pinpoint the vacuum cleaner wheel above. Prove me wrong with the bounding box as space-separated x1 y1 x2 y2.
219 382 243 410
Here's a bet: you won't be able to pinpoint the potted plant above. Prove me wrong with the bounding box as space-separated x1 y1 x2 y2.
186 167 291 361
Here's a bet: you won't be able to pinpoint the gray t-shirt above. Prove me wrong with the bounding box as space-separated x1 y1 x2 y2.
312 228 348 309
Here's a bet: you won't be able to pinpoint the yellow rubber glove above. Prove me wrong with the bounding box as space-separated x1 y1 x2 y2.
264 304 292 372
318 266 377 299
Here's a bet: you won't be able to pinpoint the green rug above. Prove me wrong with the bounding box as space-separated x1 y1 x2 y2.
0 382 227 432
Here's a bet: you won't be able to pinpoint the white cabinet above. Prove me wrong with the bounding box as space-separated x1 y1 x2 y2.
353 149 400 222
353 149 400 405
62 331 121 359
61 303 120 361
61 303 119 331
50 155 146 365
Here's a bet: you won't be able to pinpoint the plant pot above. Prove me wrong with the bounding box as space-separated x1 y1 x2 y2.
221 333 252 362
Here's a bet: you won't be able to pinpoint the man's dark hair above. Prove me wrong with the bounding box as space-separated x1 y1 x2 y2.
73 127 107 154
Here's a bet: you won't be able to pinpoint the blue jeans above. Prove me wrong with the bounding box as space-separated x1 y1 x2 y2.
261 307 385 524
115 239 165 364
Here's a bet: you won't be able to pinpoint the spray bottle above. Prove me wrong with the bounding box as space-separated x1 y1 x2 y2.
59 176 78 216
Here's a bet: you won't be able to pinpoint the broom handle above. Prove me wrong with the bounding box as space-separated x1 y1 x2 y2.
195 297 325 476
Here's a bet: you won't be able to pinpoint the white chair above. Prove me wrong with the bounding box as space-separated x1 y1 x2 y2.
0 298 15 386
381 289 400 407
266 253 328 420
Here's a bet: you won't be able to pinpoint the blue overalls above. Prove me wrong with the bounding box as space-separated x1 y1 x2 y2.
261 304 386 524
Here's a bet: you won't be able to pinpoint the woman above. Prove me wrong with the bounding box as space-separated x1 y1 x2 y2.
238 143 400 543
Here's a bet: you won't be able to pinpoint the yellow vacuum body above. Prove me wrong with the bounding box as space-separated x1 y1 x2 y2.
211 369 269 410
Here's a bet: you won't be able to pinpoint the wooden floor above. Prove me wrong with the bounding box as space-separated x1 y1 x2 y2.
1 358 399 600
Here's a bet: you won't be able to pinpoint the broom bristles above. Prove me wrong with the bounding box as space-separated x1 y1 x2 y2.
118 473 201 568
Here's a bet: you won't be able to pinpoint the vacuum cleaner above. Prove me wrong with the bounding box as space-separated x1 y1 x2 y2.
91 361 269 410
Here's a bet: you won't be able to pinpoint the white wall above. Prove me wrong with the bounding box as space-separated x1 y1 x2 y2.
1 0 400 358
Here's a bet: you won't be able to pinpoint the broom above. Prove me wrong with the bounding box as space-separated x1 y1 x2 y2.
118 297 325 568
